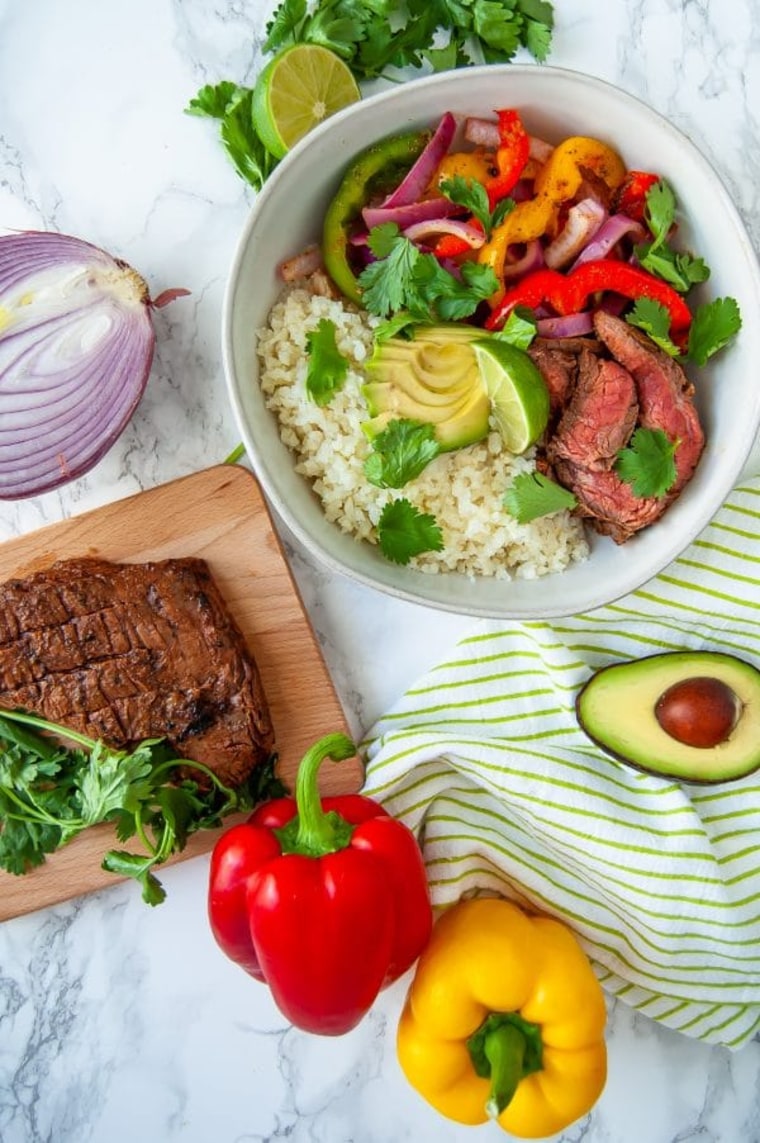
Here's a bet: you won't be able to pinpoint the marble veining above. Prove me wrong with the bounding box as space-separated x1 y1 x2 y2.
1 0 759 1140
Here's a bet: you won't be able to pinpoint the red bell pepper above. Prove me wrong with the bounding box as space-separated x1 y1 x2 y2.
207 732 432 1036
485 109 531 210
484 258 693 333
616 170 660 222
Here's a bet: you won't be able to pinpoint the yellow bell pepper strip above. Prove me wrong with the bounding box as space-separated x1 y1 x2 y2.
478 136 627 293
484 259 693 336
396 897 607 1140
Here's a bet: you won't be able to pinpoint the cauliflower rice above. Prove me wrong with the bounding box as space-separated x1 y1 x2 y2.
257 287 590 579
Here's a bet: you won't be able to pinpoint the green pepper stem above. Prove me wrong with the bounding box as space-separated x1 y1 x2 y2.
483 1023 526 1119
467 1011 544 1120
280 733 357 857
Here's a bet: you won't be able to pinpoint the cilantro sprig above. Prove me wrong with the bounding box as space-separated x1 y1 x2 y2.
613 428 678 498
439 175 515 238
377 498 444 564
626 296 742 366
0 710 283 905
358 223 498 321
635 179 709 293
185 84 276 191
364 419 441 488
305 318 349 405
264 0 555 79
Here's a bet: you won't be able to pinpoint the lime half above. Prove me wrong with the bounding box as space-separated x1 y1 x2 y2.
472 339 550 453
252 44 361 159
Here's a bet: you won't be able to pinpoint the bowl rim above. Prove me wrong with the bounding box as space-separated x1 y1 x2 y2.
222 63 760 619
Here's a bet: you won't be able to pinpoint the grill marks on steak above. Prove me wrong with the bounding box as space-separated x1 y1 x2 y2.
0 556 275 787
530 314 705 543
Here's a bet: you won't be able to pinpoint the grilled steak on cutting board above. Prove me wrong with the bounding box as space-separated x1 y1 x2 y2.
0 556 274 786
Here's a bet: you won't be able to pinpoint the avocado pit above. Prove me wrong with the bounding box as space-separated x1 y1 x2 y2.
654 676 741 749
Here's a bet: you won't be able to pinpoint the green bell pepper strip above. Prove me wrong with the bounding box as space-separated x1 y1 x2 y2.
322 130 431 304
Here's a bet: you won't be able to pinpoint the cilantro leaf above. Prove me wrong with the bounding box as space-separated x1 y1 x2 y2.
492 306 537 350
614 428 678 498
626 297 681 357
184 81 240 120
263 0 309 51
636 241 710 293
643 179 677 248
686 296 742 367
359 225 497 322
305 318 349 405
439 175 515 239
364 419 441 487
219 89 276 190
504 471 577 523
377 498 444 563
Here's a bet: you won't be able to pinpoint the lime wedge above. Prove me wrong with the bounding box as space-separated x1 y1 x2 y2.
252 44 361 160
472 339 550 453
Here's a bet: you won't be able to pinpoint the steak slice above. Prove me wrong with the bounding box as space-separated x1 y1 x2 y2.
593 311 705 491
548 347 638 471
552 462 665 544
528 336 603 418
0 556 275 787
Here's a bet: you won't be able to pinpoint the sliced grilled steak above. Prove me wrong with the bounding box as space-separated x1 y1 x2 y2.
548 348 638 471
528 336 603 418
552 461 665 543
593 311 705 491
0 556 275 787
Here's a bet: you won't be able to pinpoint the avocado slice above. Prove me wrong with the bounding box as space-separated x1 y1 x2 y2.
576 651 760 783
362 331 490 451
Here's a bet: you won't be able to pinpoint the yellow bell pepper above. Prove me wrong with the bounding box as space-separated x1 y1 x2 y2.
396 896 607 1140
478 135 627 296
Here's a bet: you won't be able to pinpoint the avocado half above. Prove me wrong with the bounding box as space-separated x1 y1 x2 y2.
575 651 760 783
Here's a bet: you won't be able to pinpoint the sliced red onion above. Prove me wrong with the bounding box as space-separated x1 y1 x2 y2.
544 198 608 270
279 243 323 282
362 196 460 231
569 213 647 270
463 116 500 149
501 239 545 280
0 230 187 500
536 312 595 338
401 218 485 248
380 112 458 208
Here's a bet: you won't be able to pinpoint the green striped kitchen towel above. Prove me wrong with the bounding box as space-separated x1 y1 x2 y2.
362 477 760 1050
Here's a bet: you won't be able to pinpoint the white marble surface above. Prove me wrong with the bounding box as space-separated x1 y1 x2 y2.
1 1 759 1141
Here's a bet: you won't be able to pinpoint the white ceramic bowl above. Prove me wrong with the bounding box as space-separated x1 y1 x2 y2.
223 65 760 619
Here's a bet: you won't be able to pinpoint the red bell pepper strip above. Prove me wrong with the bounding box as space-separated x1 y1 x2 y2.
616 170 660 223
207 733 432 1036
485 109 531 210
484 258 693 333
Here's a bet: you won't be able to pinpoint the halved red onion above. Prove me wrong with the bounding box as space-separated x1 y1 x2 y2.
401 218 485 248
362 196 460 231
379 112 458 208
536 312 595 338
544 199 607 270
0 230 187 500
569 213 648 269
501 239 545 280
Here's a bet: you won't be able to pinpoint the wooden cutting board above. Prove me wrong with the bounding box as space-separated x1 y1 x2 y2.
0 464 363 920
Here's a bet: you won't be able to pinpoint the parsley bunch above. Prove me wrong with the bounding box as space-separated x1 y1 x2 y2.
0 710 283 905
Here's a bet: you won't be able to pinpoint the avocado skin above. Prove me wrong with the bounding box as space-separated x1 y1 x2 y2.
362 329 490 451
575 651 760 784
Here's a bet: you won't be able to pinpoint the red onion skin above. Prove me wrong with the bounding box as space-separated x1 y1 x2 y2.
402 218 485 248
536 312 595 337
501 239 545 280
569 213 647 270
362 196 460 231
379 112 457 208
544 199 607 270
